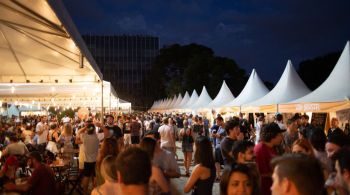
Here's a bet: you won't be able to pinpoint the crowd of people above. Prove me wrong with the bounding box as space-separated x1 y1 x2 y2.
0 112 349 195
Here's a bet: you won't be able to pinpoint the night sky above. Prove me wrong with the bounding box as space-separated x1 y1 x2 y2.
63 0 350 84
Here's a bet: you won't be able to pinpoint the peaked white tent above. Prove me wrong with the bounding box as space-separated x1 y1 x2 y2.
279 41 350 112
202 81 234 111
175 91 190 110
223 69 270 112
190 86 212 111
170 93 183 110
1 104 19 117
181 90 199 110
242 60 311 112
166 95 178 110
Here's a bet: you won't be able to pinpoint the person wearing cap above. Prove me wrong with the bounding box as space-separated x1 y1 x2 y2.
4 151 58 195
254 122 285 195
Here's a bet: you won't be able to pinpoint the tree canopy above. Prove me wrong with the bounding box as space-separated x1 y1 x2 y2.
143 43 248 109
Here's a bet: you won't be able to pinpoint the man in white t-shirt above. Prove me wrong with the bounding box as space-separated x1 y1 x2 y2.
158 117 176 155
35 116 48 153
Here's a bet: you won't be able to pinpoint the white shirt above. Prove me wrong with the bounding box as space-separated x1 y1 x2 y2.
82 133 99 163
36 122 48 145
62 116 71 123
158 124 175 148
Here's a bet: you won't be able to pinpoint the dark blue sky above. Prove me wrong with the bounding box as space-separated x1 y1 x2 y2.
63 0 350 84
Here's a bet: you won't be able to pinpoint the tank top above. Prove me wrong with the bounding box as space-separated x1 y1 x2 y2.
192 167 216 195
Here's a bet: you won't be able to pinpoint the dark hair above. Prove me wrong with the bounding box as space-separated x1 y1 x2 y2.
231 140 255 160
28 151 42 162
106 115 114 120
276 114 283 121
145 129 160 140
309 128 327 151
220 163 259 195
9 135 18 142
333 148 350 173
327 131 349 147
216 116 223 122
301 114 309 120
271 153 325 195
224 117 240 134
86 123 95 134
140 137 157 159
260 123 281 142
50 123 57 130
116 147 151 185
194 136 215 169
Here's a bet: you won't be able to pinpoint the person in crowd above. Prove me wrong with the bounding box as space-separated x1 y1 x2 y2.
140 137 170 195
1 135 29 157
169 117 179 159
59 123 74 162
184 136 216 195
95 137 120 186
35 116 49 153
327 117 343 139
231 140 255 164
78 123 100 194
325 131 348 158
334 148 350 194
115 147 152 195
21 122 33 145
158 117 176 155
122 116 132 147
299 114 312 139
309 127 332 172
212 116 226 180
147 129 181 179
254 122 285 195
221 117 242 165
46 123 60 154
255 115 265 144
281 118 299 153
291 139 315 157
270 153 325 195
181 125 194 176
91 155 118 195
153 117 161 131
4 151 58 195
220 163 260 195
0 156 19 186
275 113 286 130
100 115 123 141
130 116 142 145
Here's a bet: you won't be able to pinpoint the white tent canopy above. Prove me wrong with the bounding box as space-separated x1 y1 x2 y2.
242 60 311 112
223 69 269 112
190 86 212 111
205 81 234 110
181 90 199 110
0 0 102 84
176 91 190 110
279 41 350 112
171 93 183 109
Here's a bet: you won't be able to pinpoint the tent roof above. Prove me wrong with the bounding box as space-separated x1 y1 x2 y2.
206 81 234 109
243 60 311 107
225 69 269 107
291 41 350 103
191 86 212 110
171 93 183 109
182 90 199 109
0 0 102 84
176 91 190 109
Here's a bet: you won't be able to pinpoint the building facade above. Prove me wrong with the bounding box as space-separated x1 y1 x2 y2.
82 35 159 110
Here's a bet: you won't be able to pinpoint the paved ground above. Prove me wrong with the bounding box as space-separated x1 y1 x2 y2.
169 141 220 195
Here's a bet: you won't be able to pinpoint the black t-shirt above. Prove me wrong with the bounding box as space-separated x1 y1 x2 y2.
220 137 237 165
105 125 123 139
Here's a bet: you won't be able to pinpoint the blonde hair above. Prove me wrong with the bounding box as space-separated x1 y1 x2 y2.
100 155 118 182
63 123 73 136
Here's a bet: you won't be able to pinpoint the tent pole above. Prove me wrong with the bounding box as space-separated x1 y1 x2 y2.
101 81 104 123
